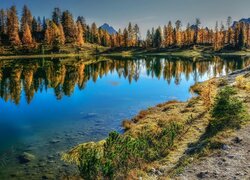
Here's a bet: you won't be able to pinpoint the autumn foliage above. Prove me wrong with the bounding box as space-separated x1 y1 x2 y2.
0 6 250 51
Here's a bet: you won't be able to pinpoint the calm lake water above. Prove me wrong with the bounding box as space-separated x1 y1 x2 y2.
0 55 250 179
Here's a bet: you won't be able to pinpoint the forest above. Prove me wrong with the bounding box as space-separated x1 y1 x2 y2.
1 5 250 53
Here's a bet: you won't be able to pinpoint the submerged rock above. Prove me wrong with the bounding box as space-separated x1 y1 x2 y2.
49 139 60 144
18 152 35 164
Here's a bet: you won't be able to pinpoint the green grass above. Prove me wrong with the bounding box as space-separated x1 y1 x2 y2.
0 43 108 60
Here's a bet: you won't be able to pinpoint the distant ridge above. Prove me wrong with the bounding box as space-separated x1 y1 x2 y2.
100 23 117 35
232 18 250 27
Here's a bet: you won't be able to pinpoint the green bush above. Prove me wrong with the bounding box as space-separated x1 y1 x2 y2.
78 145 101 180
77 122 183 179
208 86 245 134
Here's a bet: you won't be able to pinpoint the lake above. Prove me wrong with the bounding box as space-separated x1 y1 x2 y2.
0 55 249 179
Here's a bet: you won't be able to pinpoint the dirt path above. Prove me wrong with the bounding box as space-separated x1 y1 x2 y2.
176 123 250 180
175 68 250 180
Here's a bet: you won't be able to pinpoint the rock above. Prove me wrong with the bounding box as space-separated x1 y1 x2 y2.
222 158 226 162
222 144 230 150
18 152 35 164
159 165 168 173
150 168 156 174
233 137 243 144
197 171 210 178
155 170 163 176
227 155 234 159
49 139 60 144
235 172 244 176
47 155 54 160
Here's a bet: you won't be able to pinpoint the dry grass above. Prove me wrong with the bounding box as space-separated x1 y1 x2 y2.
235 75 250 91
62 73 250 179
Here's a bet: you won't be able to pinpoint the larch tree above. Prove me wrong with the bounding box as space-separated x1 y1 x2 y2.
133 24 140 47
61 10 76 43
90 23 98 43
194 18 201 44
22 23 33 46
21 5 33 32
116 29 123 47
7 6 21 46
164 21 174 47
58 23 65 45
76 21 84 46
213 21 222 51
128 22 135 46
123 28 129 47
76 16 86 42
0 9 6 44
175 20 182 46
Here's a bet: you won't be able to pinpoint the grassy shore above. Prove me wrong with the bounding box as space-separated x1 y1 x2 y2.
1 45 250 60
101 46 250 58
62 66 250 179
0 43 108 60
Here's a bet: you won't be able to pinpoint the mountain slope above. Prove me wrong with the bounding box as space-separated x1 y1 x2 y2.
100 23 117 35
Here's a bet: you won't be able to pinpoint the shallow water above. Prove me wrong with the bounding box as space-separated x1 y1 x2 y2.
0 55 249 179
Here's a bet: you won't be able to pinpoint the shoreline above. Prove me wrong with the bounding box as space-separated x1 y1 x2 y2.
62 65 250 179
1 48 250 60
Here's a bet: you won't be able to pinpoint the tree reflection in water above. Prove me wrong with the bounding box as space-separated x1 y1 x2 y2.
0 56 249 105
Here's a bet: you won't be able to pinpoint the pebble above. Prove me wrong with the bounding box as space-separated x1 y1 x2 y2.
233 137 243 144
155 170 162 176
197 171 210 178
222 144 230 150
18 152 36 164
150 168 156 174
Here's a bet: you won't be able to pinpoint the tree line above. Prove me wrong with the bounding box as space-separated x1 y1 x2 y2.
0 5 250 51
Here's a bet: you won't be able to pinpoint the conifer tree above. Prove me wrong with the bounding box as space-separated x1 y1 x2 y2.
123 28 129 47
21 5 33 32
76 21 84 46
0 9 6 44
194 18 201 44
238 22 247 49
175 20 182 46
61 10 76 43
164 21 174 47
58 23 65 45
146 29 152 48
76 16 86 42
22 23 33 46
7 6 21 46
52 8 62 25
154 26 162 48
90 23 98 43
134 24 140 47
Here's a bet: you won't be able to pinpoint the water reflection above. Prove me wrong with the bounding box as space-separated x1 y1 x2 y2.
0 56 249 105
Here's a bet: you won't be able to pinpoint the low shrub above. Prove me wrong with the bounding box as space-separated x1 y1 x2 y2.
208 86 246 135
76 121 183 179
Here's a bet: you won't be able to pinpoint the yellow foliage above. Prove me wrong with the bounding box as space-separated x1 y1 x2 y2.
235 75 250 91
246 82 250 91
235 75 246 88
61 140 105 165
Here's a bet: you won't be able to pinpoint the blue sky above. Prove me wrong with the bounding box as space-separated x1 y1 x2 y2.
2 0 250 36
